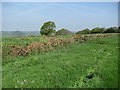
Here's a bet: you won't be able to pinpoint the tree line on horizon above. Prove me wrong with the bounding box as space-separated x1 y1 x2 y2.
40 21 120 36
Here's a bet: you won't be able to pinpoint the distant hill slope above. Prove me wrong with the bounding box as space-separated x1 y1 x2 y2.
2 31 40 37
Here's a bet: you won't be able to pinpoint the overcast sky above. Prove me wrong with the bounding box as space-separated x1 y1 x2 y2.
2 2 118 31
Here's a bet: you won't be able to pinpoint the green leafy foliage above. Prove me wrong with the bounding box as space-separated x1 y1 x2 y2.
40 21 56 36
76 27 119 35
76 28 90 34
90 27 105 34
103 27 118 33
56 28 73 36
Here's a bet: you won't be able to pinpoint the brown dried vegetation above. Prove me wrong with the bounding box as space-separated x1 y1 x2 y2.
10 34 111 56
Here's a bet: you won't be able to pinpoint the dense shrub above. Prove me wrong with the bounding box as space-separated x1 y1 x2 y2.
56 28 72 36
76 28 90 34
103 27 116 33
90 27 105 34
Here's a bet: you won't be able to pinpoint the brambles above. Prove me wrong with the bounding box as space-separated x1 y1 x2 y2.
8 34 113 56
10 37 75 56
11 45 29 56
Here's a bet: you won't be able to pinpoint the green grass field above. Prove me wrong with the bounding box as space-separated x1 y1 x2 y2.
2 34 118 88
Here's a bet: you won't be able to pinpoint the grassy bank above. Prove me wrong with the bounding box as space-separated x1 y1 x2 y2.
2 34 118 88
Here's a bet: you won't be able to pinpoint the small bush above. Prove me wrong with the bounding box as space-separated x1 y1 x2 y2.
56 28 73 36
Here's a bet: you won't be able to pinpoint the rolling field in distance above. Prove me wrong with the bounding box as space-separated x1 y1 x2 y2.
2 33 118 88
